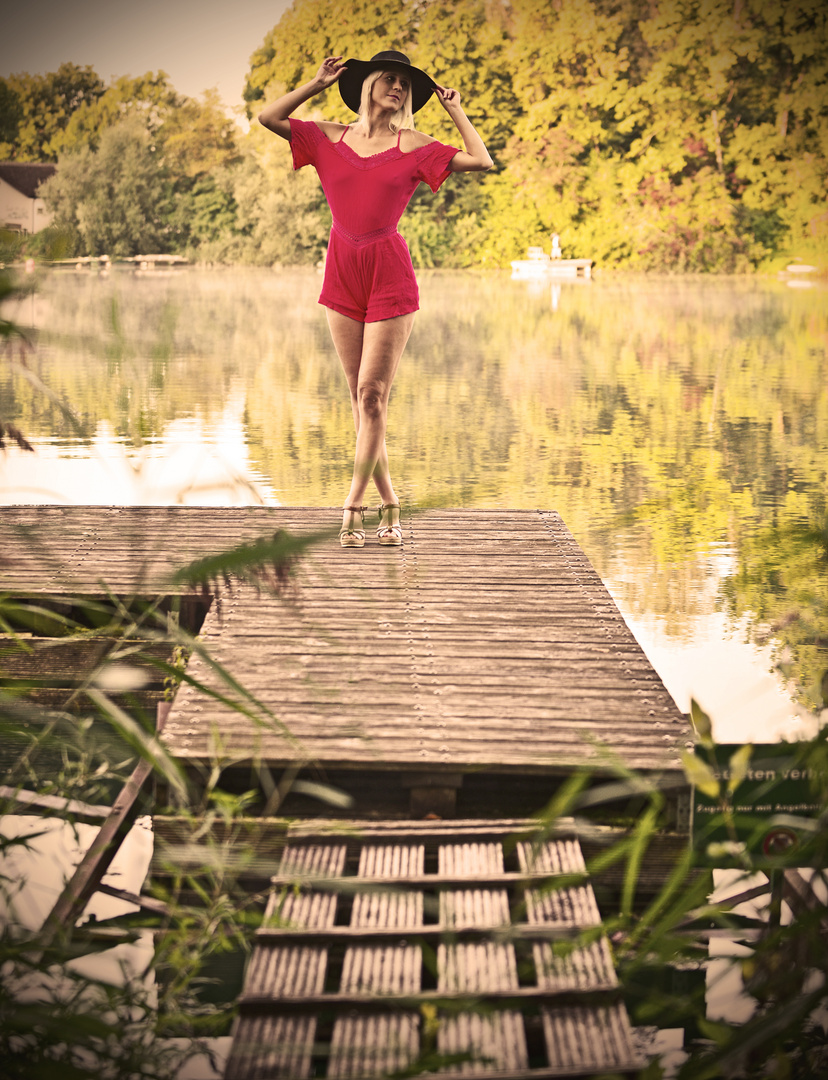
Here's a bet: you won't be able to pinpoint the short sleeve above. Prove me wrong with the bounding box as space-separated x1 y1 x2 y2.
415 141 460 192
289 117 324 171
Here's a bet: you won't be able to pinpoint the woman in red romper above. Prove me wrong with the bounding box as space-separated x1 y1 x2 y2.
258 51 492 546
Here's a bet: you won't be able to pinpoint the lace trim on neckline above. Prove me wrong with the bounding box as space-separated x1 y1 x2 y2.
331 138 433 170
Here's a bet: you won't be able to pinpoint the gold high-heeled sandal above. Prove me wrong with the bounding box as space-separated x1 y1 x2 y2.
339 505 366 548
377 502 402 546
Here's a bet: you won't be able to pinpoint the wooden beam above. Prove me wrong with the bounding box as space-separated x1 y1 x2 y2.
95 882 170 917
39 703 170 944
254 924 588 944
0 784 110 822
237 985 622 1013
265 869 589 889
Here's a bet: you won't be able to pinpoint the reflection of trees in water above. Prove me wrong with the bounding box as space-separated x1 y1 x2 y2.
722 517 828 712
5 270 827 692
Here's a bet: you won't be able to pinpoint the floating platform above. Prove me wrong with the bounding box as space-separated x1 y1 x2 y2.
511 249 593 279
0 507 690 819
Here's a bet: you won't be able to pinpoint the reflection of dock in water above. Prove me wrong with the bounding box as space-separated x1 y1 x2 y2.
1 506 690 818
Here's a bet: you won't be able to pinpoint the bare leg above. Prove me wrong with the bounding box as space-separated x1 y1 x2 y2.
326 309 414 516
334 320 394 493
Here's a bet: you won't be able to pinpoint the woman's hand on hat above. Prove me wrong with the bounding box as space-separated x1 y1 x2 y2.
434 84 462 112
314 56 347 90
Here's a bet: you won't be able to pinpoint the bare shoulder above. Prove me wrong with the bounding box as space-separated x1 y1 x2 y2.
316 120 348 143
400 129 437 152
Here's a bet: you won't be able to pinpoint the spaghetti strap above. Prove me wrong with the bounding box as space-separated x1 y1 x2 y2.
396 129 403 148
338 125 350 143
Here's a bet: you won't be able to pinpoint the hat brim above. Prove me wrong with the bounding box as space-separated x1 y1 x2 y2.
338 58 436 114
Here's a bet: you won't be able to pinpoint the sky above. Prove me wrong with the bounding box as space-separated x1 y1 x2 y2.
0 0 293 117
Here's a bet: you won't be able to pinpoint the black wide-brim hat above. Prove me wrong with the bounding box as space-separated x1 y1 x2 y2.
338 50 436 114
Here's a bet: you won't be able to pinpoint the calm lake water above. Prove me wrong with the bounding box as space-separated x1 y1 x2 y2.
2 267 827 745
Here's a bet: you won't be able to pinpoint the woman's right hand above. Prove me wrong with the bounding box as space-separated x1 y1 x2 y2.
259 56 346 139
314 56 347 90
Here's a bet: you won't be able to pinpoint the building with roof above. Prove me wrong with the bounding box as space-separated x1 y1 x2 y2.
0 163 57 234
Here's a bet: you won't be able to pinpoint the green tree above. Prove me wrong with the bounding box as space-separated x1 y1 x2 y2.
4 63 105 161
0 78 22 158
58 72 181 154
622 0 828 265
236 0 828 269
158 89 240 180
494 0 650 263
157 89 243 255
405 0 523 268
508 0 645 158
725 0 828 261
170 172 240 254
41 117 169 256
230 127 329 265
414 0 520 156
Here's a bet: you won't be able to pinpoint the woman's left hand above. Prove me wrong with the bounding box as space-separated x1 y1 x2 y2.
434 84 462 111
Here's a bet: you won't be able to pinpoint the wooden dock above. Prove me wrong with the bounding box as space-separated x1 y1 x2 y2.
3 506 689 1070
0 506 690 818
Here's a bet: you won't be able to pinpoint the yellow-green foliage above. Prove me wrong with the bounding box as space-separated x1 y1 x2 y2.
3 0 827 269
241 0 828 270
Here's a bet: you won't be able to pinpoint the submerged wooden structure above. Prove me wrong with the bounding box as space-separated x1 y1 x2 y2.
225 819 642 1079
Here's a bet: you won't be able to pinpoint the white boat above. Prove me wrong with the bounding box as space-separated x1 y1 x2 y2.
511 247 592 279
779 260 821 288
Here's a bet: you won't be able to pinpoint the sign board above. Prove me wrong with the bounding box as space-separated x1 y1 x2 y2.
691 743 824 863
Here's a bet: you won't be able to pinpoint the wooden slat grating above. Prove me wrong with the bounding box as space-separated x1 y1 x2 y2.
0 507 690 775
225 821 642 1079
225 843 347 1079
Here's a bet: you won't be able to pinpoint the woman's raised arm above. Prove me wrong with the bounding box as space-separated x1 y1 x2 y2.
434 86 493 172
258 56 347 140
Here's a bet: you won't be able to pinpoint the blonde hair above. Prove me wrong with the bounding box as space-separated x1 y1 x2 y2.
353 69 415 135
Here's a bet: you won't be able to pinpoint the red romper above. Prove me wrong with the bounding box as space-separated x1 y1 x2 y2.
289 117 459 323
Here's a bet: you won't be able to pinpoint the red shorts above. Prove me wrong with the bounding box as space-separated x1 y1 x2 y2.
319 222 419 323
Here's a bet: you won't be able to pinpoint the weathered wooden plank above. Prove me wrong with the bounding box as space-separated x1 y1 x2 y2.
168 743 678 772
167 702 680 734
194 654 670 680
175 678 678 706
0 784 111 821
264 869 588 890
196 641 660 667
0 638 171 683
0 508 691 786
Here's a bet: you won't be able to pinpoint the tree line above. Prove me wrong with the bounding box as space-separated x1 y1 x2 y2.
2 0 826 271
